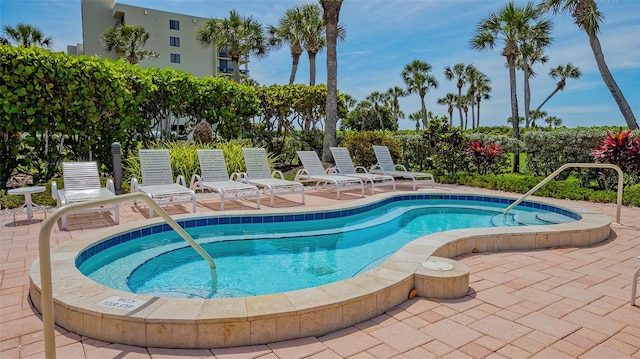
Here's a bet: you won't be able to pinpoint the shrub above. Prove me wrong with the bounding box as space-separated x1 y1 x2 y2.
192 121 213 144
466 141 504 175
592 129 640 184
420 117 467 175
339 131 400 168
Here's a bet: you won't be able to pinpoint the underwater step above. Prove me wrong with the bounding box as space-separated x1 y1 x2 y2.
536 212 575 224
513 212 547 225
491 214 519 226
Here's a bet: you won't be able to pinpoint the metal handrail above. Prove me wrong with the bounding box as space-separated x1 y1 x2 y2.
503 163 623 223
38 192 216 359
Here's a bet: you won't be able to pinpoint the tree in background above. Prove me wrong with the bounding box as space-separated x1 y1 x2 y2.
101 24 158 64
534 63 582 114
437 93 458 126
471 72 492 128
198 10 268 83
386 86 406 125
320 0 343 162
444 63 469 128
2 23 52 48
545 115 563 128
402 60 439 127
268 7 305 84
540 0 638 129
471 1 543 173
408 111 423 132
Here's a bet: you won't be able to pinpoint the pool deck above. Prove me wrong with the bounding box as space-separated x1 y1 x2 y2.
1 183 639 358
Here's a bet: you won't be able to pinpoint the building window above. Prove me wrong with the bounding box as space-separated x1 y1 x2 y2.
170 37 180 47
169 20 180 30
170 53 181 63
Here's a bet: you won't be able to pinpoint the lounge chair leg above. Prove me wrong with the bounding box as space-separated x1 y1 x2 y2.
632 259 640 306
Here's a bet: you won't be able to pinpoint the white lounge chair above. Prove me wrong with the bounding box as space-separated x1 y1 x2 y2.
632 256 640 306
191 149 260 210
242 148 305 207
295 151 365 199
131 149 197 217
329 147 395 195
52 161 119 230
370 145 435 190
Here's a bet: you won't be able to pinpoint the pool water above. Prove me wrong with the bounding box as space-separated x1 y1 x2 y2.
78 199 575 298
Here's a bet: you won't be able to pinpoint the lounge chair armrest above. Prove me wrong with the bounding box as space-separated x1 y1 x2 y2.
176 175 187 187
106 179 116 194
326 167 339 174
272 170 285 180
190 174 202 189
130 178 139 193
395 164 408 171
354 166 369 173
294 168 310 181
370 164 382 172
51 181 58 200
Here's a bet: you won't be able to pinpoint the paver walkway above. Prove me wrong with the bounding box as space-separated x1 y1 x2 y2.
1 183 639 358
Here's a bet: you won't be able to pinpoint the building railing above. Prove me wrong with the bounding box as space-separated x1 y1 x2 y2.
503 163 624 224
38 193 216 359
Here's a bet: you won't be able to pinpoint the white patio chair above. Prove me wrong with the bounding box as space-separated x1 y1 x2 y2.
242 148 305 207
191 149 260 210
370 145 435 190
295 151 364 199
52 161 119 230
632 256 640 306
131 149 196 217
329 147 395 195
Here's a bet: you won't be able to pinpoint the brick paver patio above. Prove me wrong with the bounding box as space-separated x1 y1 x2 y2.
1 183 638 358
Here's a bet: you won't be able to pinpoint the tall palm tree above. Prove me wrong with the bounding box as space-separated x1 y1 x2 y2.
474 76 492 127
2 23 52 48
437 93 458 126
534 63 582 114
545 115 562 128
102 24 158 64
516 18 552 128
320 0 343 162
402 60 439 126
197 10 268 83
386 86 406 125
529 109 547 127
268 7 305 84
444 63 468 128
460 95 472 129
464 65 480 129
471 1 542 173
540 0 638 129
300 4 346 86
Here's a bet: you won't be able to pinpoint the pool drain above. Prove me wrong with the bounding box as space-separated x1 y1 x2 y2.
422 260 454 271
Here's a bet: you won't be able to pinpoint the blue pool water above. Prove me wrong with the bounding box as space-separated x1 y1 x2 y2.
77 196 578 298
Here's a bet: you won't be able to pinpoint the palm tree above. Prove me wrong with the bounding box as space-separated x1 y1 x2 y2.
545 115 562 128
534 63 582 114
2 23 52 48
529 109 547 127
464 65 480 128
460 95 472 129
474 78 492 128
268 7 305 84
437 93 458 126
516 18 552 128
197 10 268 83
444 63 468 127
540 0 638 129
366 91 386 129
0 37 8 45
101 24 158 64
408 111 423 132
402 60 439 126
471 1 542 173
300 4 346 86
320 0 343 161
386 86 406 125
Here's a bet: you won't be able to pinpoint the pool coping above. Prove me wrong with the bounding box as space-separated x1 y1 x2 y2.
28 189 612 348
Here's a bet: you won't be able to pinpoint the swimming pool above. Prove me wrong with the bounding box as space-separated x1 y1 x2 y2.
30 191 611 349
76 194 578 299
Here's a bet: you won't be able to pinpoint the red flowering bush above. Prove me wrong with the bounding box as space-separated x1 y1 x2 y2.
466 141 504 175
592 129 640 175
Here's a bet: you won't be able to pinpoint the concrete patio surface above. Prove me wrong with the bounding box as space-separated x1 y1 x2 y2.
1 183 639 358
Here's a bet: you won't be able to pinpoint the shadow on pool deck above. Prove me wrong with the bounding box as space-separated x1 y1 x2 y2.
1 183 639 358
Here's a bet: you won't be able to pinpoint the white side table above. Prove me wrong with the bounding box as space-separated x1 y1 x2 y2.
8 186 47 222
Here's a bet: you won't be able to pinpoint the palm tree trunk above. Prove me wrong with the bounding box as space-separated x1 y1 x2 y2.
457 87 463 128
534 86 561 114
232 58 241 83
308 52 317 86
476 100 481 127
420 96 427 126
321 0 341 162
588 33 638 129
523 65 531 128
289 53 301 85
508 59 520 173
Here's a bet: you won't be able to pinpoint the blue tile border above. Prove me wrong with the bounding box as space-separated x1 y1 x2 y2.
74 194 582 268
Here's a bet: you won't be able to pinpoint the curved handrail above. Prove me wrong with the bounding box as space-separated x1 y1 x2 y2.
503 163 623 224
38 192 216 359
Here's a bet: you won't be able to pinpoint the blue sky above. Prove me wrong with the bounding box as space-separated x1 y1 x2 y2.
1 0 639 130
